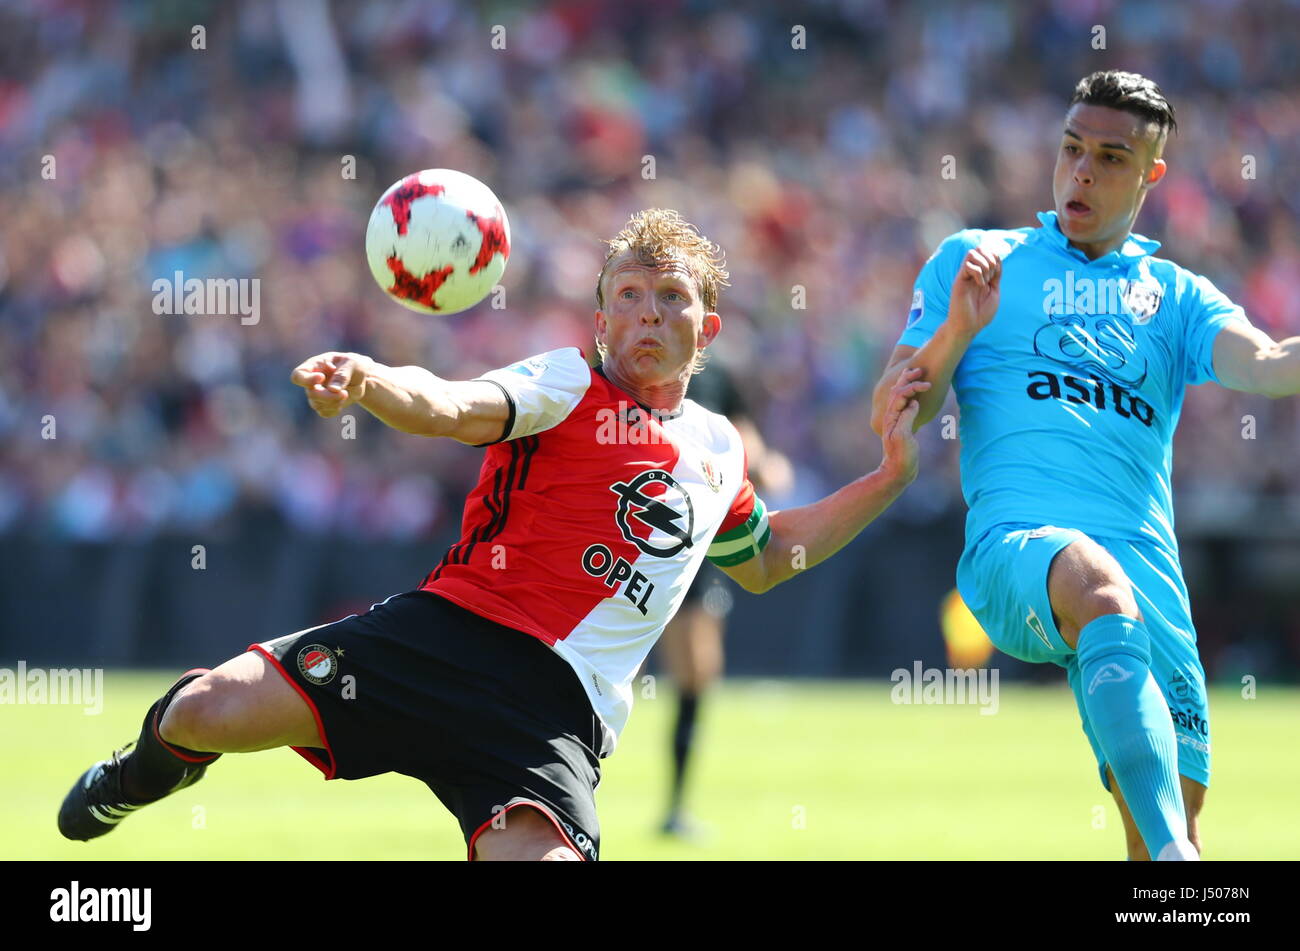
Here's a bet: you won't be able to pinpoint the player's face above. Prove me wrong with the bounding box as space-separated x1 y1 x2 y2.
596 253 720 388
1052 103 1167 259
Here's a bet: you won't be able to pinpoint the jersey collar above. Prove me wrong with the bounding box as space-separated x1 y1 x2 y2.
593 364 685 422
1035 210 1160 266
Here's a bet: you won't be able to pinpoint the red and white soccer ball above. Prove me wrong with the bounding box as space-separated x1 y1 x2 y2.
365 169 511 315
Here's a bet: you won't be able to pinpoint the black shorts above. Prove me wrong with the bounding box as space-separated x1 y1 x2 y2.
249 590 602 861
679 561 733 614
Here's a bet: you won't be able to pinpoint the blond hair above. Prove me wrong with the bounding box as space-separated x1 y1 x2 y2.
594 209 729 374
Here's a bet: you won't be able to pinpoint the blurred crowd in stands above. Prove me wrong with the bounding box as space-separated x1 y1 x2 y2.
2 0 1299 542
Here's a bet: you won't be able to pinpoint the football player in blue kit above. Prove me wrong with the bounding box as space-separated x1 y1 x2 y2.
872 71 1300 860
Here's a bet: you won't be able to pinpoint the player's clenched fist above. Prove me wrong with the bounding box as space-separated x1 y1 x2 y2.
291 351 371 418
947 246 1003 338
878 367 929 486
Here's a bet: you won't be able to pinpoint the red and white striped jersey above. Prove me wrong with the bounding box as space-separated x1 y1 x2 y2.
420 348 770 756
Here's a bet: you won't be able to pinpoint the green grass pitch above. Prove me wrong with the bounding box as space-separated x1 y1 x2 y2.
6 675 1296 860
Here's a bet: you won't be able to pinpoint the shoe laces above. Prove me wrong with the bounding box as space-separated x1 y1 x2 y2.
87 743 135 800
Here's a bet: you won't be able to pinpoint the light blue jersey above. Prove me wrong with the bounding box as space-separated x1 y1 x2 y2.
899 211 1249 791
898 211 1249 555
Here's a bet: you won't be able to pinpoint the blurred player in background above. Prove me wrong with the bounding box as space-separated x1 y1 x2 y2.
651 360 793 837
872 71 1300 860
938 589 995 670
60 209 928 861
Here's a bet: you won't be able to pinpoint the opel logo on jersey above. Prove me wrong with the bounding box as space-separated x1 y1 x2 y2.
609 469 695 557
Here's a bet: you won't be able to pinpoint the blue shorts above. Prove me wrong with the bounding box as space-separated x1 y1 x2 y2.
956 524 1210 790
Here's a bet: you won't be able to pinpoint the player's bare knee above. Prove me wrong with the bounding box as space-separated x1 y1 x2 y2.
540 845 581 860
1079 584 1140 624
156 678 199 747
475 806 575 861
1050 544 1141 645
158 677 224 751
1057 586 1140 648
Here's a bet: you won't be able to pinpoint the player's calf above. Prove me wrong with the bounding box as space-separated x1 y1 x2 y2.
1075 618 1195 860
1110 768 1206 860
58 669 221 842
59 651 319 842
1184 781 1205 856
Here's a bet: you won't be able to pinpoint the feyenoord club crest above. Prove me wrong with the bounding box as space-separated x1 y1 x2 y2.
609 469 695 558
701 458 723 493
297 644 338 685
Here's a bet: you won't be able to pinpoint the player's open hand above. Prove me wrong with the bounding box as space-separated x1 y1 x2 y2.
291 352 370 418
947 246 1002 338
878 368 928 487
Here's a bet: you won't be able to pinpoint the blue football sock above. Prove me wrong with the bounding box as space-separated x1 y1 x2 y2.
1076 614 1194 860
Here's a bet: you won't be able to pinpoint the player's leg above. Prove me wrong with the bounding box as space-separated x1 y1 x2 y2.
129 651 319 801
472 805 582 861
1048 537 1143 644
58 650 320 841
658 600 723 833
1049 538 1196 860
416 594 604 862
1108 768 1206 860
157 650 320 753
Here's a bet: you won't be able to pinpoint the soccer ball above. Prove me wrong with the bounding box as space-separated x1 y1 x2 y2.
365 169 511 315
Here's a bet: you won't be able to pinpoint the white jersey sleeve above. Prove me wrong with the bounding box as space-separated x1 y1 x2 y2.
473 348 594 442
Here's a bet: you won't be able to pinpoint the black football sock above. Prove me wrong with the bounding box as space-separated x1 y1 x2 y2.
668 691 700 817
120 670 222 803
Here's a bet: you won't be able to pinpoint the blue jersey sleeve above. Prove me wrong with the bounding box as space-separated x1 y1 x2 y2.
897 231 980 350
1181 270 1249 386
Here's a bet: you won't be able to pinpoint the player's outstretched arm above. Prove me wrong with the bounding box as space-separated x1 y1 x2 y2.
721 370 927 594
869 246 1001 434
290 351 511 445
1213 323 1300 398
